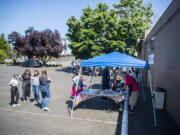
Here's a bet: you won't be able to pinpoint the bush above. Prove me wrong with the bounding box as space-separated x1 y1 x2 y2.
57 64 62 67
0 50 7 64
5 61 21 65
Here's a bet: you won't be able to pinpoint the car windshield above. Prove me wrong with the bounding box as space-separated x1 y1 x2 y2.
29 60 36 63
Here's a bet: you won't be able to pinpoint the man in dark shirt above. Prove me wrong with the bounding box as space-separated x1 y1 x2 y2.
102 67 110 90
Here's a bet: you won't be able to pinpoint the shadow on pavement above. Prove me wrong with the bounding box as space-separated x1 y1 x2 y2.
34 103 42 108
115 112 122 135
66 96 120 112
66 100 73 117
127 87 180 135
56 67 73 74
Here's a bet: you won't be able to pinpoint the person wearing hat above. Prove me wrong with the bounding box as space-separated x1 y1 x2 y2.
8 73 21 107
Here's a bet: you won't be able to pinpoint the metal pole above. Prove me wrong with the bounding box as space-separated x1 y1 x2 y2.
89 68 93 88
71 67 82 118
140 69 146 101
121 88 129 135
148 70 157 126
89 67 96 89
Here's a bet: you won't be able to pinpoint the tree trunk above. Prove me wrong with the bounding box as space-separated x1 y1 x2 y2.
39 56 52 66
13 59 16 65
42 60 46 66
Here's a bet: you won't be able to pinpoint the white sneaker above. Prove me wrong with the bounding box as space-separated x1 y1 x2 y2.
15 104 21 106
42 108 46 111
23 100 27 102
12 104 16 107
44 107 50 111
27 98 30 102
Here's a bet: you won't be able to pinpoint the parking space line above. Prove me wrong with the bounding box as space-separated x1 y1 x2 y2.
0 108 119 125
72 117 119 125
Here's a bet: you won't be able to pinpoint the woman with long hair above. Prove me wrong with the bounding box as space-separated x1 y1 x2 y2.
39 70 51 111
31 70 40 104
21 69 31 102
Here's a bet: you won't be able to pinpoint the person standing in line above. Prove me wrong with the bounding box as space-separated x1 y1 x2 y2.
31 70 40 104
21 69 31 102
39 70 51 111
8 73 21 107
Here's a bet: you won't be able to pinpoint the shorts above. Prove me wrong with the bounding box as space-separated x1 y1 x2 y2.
129 91 138 106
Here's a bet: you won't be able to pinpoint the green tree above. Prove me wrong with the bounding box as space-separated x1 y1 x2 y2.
0 50 7 64
114 0 153 55
0 34 12 56
0 34 12 63
66 3 125 59
67 1 153 59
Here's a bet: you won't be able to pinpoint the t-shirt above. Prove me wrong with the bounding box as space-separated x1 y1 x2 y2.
102 68 110 82
125 75 139 92
73 76 81 86
125 75 134 85
133 82 139 91
22 74 31 84
39 77 50 91
9 78 18 87
32 76 40 86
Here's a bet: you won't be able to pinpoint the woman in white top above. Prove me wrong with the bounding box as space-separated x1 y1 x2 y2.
31 70 40 104
8 73 21 107
71 73 84 98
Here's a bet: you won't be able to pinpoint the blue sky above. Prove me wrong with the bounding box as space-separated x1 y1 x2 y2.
0 0 172 38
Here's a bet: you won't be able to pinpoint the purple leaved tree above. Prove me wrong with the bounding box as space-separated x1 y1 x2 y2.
8 27 66 66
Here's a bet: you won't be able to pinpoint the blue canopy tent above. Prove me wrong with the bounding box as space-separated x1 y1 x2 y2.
71 52 157 135
81 52 149 68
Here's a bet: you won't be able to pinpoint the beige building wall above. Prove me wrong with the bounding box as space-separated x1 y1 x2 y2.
141 0 180 126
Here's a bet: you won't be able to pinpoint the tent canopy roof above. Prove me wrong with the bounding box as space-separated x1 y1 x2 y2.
80 52 149 68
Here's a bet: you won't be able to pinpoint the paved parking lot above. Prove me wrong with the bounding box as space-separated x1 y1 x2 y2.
0 64 179 135
0 65 121 135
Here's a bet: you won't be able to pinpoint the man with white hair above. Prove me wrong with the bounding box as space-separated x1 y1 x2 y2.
122 71 139 113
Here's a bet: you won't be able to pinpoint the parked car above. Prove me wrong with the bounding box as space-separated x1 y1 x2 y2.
21 59 42 67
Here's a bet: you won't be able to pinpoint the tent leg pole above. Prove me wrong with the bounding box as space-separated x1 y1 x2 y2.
148 70 157 126
89 68 96 89
71 98 75 119
89 70 93 88
71 67 82 119
140 69 146 101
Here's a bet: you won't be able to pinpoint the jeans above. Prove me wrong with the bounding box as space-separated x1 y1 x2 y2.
11 86 19 104
41 89 50 108
32 86 40 101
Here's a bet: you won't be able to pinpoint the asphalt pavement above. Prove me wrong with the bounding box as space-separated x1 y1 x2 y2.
0 65 179 135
